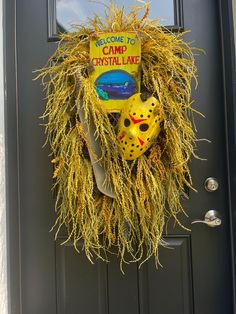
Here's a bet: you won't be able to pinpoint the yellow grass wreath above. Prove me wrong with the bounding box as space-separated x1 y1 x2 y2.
36 2 200 268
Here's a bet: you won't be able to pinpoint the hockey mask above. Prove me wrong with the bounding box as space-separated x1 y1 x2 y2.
117 93 163 160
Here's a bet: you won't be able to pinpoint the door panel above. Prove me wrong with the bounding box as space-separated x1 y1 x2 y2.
13 0 234 313
56 236 193 314
56 240 108 314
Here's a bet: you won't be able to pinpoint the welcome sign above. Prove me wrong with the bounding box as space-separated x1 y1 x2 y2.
90 32 141 112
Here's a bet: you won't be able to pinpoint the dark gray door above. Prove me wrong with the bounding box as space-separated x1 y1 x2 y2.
8 0 234 313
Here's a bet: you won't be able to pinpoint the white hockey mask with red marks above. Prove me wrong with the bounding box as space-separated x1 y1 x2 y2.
117 93 164 160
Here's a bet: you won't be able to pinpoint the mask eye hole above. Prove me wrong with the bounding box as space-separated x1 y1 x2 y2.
124 118 131 127
139 123 149 132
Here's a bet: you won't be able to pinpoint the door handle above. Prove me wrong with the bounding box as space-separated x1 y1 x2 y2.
191 210 222 227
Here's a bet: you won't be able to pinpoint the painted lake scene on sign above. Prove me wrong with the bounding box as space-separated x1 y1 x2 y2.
95 70 138 101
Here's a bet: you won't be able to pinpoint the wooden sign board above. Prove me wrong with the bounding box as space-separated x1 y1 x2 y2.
90 32 141 112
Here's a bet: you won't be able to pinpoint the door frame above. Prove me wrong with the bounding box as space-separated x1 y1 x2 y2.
219 0 236 310
4 0 22 313
3 0 236 313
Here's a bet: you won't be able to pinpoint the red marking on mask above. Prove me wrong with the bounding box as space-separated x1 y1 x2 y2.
138 137 145 146
129 114 147 125
119 132 126 140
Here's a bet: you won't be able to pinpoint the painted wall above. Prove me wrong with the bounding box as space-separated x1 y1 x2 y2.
0 0 8 312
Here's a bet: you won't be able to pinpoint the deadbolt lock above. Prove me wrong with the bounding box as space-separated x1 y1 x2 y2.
204 177 219 192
